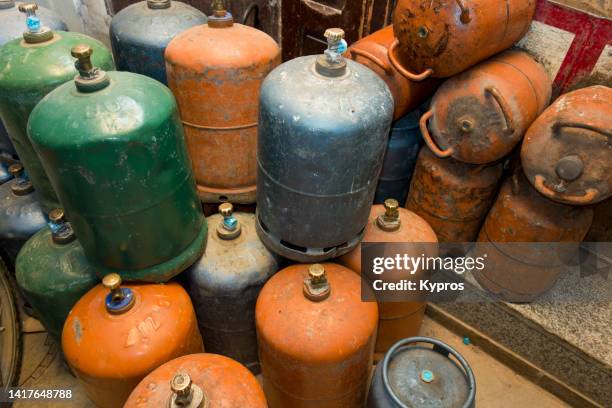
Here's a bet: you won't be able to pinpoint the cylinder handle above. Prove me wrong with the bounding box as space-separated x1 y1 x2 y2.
303 264 331 301
455 0 471 23
103 273 135 314
388 39 433 81
533 174 598 205
485 86 515 135
8 163 34 196
169 372 207 408
316 28 348 77
553 122 612 139
217 202 241 240
420 110 454 158
71 44 110 92
18 3 53 43
208 0 233 27
48 208 76 245
349 48 392 75
377 198 401 231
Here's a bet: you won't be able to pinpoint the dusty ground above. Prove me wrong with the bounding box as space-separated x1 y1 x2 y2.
13 316 570 407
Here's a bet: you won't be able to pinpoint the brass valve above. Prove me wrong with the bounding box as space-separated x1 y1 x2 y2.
103 273 123 302
147 0 171 9
8 163 34 196
169 372 206 408
303 264 331 301
48 208 65 224
17 2 37 15
71 44 110 92
324 28 344 43
208 0 233 27
377 198 401 231
72 44 94 74
316 27 347 77
217 202 241 240
48 208 76 244
8 163 23 177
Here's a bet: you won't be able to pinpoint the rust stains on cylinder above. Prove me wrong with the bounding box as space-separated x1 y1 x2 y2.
521 85 612 206
165 10 280 204
473 174 593 302
392 0 536 78
339 201 437 353
256 263 378 407
406 146 503 243
423 49 551 164
346 25 440 121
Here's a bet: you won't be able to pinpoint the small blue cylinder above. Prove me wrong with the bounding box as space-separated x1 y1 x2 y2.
109 0 207 85
374 110 423 206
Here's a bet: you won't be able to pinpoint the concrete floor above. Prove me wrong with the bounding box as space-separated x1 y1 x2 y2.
13 316 570 408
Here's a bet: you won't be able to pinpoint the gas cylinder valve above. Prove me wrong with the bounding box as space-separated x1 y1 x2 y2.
103 273 135 314
303 264 331 301
146 0 171 9
217 202 241 240
71 44 110 92
169 372 206 408
8 163 34 196
18 3 53 43
376 198 401 231
48 208 76 244
316 28 348 77
208 0 233 27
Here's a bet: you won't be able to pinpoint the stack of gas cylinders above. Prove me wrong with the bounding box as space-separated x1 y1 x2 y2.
0 0 609 406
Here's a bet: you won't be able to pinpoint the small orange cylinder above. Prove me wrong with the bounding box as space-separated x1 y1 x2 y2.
124 353 267 408
62 275 203 408
165 5 280 204
339 199 437 353
256 263 378 408
346 25 439 120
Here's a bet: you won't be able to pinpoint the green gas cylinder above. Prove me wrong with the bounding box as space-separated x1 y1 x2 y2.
0 4 114 213
15 209 98 343
28 45 207 282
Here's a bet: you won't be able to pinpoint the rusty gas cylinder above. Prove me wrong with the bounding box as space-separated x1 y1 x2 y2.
124 354 267 408
256 263 378 407
406 146 503 244
339 199 437 353
62 274 204 408
422 49 551 164
347 25 438 120
165 0 280 204
367 337 476 408
473 174 593 302
521 85 612 206
390 0 536 79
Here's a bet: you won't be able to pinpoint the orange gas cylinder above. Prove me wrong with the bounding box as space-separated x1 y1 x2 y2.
473 174 593 302
124 354 267 408
421 49 551 164
521 85 612 206
165 0 280 204
62 274 204 408
256 263 378 408
406 146 503 244
390 0 536 79
346 25 439 120
339 199 437 353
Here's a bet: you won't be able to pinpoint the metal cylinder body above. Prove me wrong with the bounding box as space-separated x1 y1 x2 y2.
0 32 114 213
406 146 503 243
183 211 279 374
15 227 97 343
165 21 280 204
0 177 45 240
28 71 206 282
424 49 551 164
521 85 612 206
473 174 593 302
392 0 536 78
347 25 439 120
256 56 394 262
110 0 207 85
62 281 204 408
367 337 476 408
124 353 267 408
256 263 378 408
375 111 423 206
339 205 437 353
